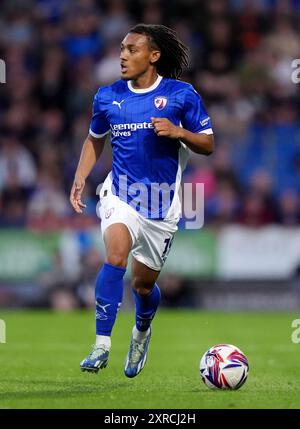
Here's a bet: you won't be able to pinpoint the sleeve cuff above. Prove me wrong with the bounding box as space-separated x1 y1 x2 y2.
89 128 110 138
199 128 213 135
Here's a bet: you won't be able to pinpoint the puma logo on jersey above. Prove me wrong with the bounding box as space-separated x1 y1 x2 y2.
112 100 125 109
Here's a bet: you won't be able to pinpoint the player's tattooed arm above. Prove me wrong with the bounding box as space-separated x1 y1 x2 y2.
151 117 214 156
70 134 106 213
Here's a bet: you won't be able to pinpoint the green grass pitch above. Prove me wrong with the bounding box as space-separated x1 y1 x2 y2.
0 309 300 409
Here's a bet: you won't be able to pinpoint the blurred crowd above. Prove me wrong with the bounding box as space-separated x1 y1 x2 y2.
1 0 300 231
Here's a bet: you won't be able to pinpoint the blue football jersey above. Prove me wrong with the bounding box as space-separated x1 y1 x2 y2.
89 75 213 220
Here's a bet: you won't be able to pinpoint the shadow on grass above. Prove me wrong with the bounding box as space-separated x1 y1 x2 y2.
0 378 131 401
0 376 252 406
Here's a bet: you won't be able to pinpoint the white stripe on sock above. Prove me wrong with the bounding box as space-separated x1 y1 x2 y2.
132 326 150 342
96 335 111 350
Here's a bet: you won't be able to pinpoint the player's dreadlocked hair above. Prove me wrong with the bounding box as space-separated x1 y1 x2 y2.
129 24 189 79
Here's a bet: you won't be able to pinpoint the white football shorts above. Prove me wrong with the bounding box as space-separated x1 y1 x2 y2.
97 175 178 271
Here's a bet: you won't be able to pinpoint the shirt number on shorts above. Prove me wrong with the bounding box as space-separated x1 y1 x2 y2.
162 237 174 261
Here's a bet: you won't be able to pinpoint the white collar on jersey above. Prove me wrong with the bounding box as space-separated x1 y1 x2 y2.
127 74 163 93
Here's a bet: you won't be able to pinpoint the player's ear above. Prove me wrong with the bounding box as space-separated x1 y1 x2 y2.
150 50 161 65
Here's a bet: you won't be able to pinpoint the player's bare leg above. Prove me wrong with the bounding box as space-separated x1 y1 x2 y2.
104 223 132 268
124 257 161 378
131 257 160 295
80 223 132 373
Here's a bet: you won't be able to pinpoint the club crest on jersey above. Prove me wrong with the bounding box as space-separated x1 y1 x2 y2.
154 96 167 110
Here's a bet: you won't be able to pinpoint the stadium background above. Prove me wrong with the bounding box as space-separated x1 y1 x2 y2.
0 0 300 408
1 0 300 311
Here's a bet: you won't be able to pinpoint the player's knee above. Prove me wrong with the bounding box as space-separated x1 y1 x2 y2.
132 279 154 296
106 254 128 268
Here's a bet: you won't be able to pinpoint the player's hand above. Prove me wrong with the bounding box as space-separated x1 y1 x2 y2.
151 117 182 139
70 176 87 214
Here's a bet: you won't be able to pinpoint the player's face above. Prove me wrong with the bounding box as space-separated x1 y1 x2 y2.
120 33 160 80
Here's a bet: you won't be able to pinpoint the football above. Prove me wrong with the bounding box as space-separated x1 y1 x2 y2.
200 344 249 390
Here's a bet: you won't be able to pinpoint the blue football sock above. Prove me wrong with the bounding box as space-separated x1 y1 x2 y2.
133 283 161 332
95 262 126 336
